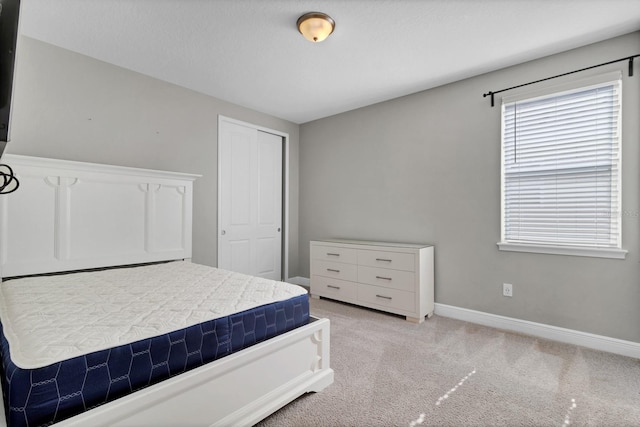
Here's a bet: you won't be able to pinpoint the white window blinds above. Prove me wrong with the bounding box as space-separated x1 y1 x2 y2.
501 76 622 251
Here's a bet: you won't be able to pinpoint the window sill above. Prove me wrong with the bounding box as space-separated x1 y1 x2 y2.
497 242 628 259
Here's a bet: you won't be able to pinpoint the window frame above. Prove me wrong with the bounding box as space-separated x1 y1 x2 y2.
497 72 628 259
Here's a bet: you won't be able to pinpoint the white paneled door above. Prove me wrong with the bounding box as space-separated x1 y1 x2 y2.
218 119 283 280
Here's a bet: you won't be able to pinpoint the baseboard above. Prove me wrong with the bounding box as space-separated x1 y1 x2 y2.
435 303 640 359
287 276 310 287
299 275 640 359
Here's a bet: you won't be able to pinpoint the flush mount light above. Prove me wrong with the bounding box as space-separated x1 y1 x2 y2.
297 12 335 42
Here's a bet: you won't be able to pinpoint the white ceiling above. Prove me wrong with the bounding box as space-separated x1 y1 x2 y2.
18 0 640 124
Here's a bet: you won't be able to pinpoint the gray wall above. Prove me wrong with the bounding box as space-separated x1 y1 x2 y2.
5 36 300 277
299 32 640 343
6 33 639 343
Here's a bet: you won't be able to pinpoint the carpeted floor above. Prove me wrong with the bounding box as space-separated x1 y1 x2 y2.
256 297 640 427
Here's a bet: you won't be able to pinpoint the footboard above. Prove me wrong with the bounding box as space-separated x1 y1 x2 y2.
0 317 332 427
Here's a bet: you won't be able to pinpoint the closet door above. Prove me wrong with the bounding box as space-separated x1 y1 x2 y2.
218 120 282 280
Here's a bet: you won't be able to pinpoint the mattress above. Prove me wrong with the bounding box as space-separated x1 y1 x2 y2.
0 262 309 426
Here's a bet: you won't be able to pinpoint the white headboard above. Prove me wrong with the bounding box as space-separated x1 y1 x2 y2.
0 155 200 278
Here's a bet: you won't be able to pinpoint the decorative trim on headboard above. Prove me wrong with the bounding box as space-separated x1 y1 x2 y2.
0 155 200 278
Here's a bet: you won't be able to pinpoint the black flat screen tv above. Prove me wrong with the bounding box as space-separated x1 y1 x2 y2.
0 0 20 149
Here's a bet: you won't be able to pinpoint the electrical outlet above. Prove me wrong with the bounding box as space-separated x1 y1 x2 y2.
503 283 513 297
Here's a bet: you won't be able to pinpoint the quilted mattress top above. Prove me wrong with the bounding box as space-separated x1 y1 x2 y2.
0 261 307 369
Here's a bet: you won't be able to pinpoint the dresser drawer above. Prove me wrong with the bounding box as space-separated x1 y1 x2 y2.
312 275 358 301
312 260 358 282
357 284 415 313
311 244 357 264
357 249 415 271
357 266 415 292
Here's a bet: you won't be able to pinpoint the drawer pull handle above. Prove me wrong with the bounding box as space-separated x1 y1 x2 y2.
327 253 340 256
376 294 392 300
375 276 392 281
376 258 392 262
327 268 341 273
327 285 341 290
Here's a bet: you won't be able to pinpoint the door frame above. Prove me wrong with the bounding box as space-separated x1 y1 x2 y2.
217 115 290 281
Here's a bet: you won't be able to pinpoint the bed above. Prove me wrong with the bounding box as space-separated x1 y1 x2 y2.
0 155 333 426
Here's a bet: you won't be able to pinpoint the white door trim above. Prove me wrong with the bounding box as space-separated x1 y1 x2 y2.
217 115 290 281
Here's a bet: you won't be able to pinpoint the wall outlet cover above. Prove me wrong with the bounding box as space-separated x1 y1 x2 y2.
503 283 513 297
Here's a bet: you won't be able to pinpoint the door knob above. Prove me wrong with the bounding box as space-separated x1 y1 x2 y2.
277 228 281 232
221 230 226 235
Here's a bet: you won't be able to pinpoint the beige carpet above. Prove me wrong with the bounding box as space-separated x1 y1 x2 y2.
256 297 640 427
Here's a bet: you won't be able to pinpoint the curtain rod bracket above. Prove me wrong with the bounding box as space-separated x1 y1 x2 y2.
483 91 495 107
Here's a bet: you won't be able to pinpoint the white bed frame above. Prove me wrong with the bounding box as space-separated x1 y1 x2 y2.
0 155 333 426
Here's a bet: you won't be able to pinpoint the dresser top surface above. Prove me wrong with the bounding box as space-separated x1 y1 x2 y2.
312 239 433 249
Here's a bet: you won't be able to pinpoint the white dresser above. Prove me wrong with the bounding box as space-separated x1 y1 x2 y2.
310 239 434 323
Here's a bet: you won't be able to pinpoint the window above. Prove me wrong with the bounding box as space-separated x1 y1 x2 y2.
498 73 627 259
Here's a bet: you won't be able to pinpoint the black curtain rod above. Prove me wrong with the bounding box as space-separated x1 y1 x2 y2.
483 54 640 107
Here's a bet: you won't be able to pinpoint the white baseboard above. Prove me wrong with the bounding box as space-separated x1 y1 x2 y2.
287 276 310 287
435 303 640 360
299 274 639 359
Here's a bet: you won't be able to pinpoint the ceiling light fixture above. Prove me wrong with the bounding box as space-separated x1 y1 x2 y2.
297 12 335 43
